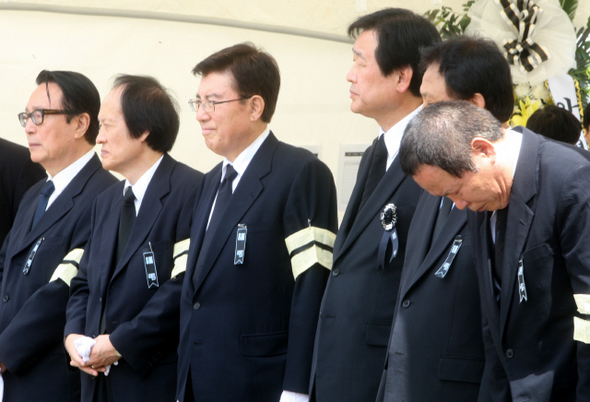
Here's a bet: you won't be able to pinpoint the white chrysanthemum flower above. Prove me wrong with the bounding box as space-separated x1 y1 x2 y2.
531 83 551 101
514 83 531 98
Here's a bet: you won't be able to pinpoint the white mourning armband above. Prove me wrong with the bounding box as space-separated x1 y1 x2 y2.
170 238 190 279
573 294 590 344
49 248 84 287
285 226 336 280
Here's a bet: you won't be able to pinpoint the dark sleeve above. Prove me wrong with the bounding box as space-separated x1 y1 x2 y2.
0 205 91 374
0 148 45 246
64 216 94 338
281 158 338 393
0 280 71 374
556 164 590 400
12 158 46 221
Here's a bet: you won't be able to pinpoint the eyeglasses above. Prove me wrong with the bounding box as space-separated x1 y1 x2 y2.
18 109 71 127
188 98 250 113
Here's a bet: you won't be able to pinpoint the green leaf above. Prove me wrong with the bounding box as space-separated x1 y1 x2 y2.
560 0 578 22
423 2 475 40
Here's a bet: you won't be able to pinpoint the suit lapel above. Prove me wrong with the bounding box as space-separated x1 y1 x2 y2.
192 134 276 293
17 155 102 254
9 182 43 253
184 166 221 295
333 139 375 256
403 201 467 296
398 194 438 297
99 182 124 296
414 206 466 282
335 156 408 262
499 130 537 333
478 212 501 331
111 154 175 281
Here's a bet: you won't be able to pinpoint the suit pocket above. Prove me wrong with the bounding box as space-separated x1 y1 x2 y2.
240 331 288 357
438 355 485 384
522 242 553 261
365 322 391 347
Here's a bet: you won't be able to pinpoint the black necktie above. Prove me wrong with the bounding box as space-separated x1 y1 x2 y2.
360 135 387 209
193 165 238 288
493 207 508 287
432 197 453 244
101 187 136 334
207 165 238 232
32 180 54 227
116 187 136 263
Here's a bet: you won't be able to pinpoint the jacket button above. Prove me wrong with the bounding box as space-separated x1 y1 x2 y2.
506 349 514 359
193 302 201 310
2 295 8 302
402 299 410 308
332 269 340 277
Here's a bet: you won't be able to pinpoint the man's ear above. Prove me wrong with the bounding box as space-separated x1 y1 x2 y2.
471 137 496 162
249 95 265 121
396 66 414 93
469 93 486 110
138 131 150 143
73 113 91 139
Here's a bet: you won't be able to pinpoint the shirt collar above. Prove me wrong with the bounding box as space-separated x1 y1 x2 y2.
506 127 523 177
46 150 95 208
380 104 422 170
221 128 270 186
124 154 164 214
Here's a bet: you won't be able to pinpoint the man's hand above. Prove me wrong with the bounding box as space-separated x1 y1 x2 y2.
65 333 100 377
86 334 121 371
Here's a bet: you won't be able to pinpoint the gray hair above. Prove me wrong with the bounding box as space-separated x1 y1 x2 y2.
399 101 503 177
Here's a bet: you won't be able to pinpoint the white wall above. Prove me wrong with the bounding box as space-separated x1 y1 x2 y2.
0 9 378 187
1 1 588 211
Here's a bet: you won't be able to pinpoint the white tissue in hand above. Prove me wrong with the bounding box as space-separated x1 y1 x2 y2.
74 336 96 362
73 336 118 376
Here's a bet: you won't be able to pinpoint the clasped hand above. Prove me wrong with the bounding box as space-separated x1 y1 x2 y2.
65 334 121 376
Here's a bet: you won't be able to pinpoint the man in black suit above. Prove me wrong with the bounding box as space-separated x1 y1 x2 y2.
176 43 338 402
377 37 515 401
310 9 440 402
400 100 590 401
0 138 46 247
64 75 202 402
0 70 117 401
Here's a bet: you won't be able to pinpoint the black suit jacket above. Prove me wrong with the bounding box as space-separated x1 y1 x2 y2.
311 136 421 402
0 138 46 246
377 192 485 401
0 154 116 402
176 133 338 402
65 154 202 402
468 127 590 401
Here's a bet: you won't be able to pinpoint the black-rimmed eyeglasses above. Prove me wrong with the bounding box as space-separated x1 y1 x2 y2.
188 98 250 113
18 109 71 127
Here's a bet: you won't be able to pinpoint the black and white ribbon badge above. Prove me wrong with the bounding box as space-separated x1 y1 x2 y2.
517 256 527 303
234 224 247 265
435 236 463 278
23 237 45 275
143 242 159 289
377 203 399 269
